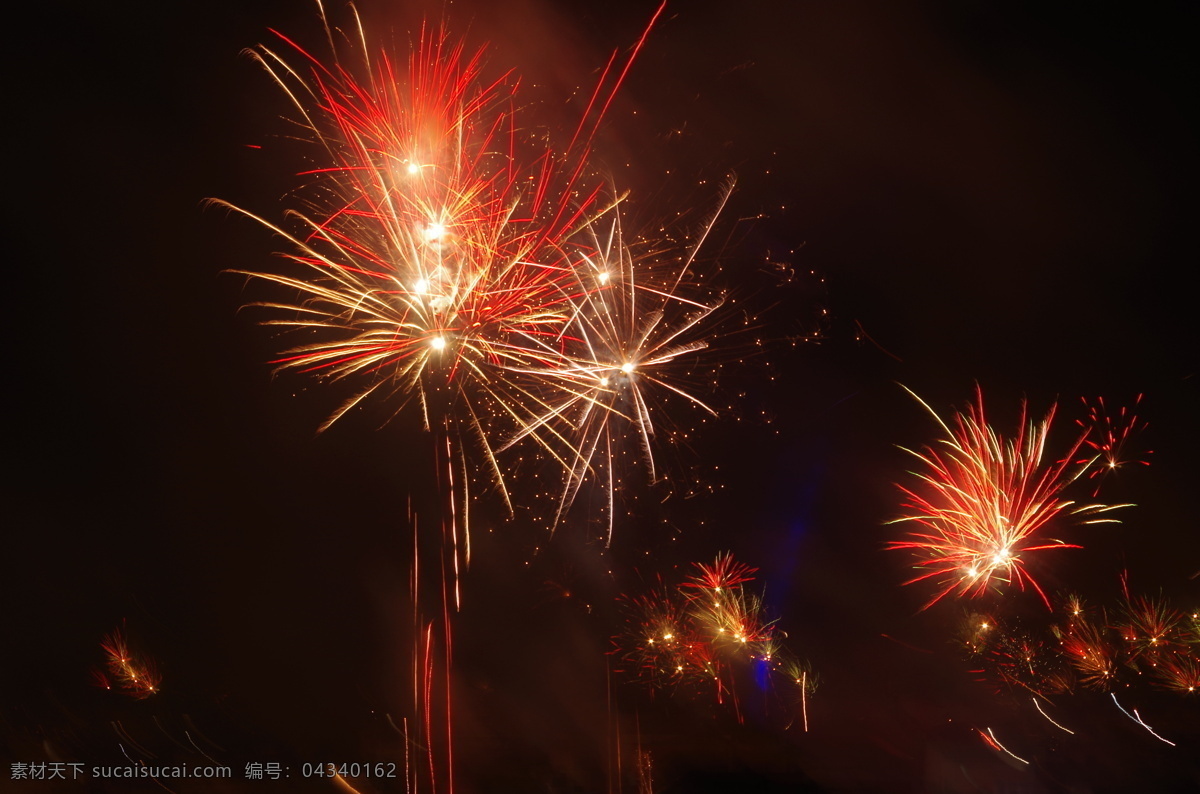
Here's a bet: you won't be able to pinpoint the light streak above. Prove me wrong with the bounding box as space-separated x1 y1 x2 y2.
978 728 1029 765
1111 694 1176 746
800 670 809 732
1032 697 1074 734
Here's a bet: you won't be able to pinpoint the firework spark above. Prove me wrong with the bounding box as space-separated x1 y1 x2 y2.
889 387 1128 608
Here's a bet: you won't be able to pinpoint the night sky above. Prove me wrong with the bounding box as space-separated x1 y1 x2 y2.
7 1 1198 792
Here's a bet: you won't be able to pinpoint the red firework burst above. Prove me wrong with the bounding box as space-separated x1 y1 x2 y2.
889 387 1128 608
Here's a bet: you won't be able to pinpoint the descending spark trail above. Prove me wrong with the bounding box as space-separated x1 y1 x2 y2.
889 386 1129 608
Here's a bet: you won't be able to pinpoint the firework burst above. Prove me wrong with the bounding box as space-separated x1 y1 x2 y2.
1056 616 1119 691
889 387 1129 608
221 4 726 543
218 3 724 787
1074 395 1151 495
221 22 612 493
499 201 731 539
614 554 814 724
1117 594 1187 666
100 628 160 700
1153 652 1200 694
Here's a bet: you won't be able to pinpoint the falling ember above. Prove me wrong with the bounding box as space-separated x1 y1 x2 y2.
888 386 1129 609
1111 694 1177 745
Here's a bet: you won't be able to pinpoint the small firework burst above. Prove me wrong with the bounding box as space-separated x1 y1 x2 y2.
958 612 998 657
1152 652 1200 694
958 589 1198 703
1075 395 1151 495
100 628 160 699
614 554 812 723
1054 610 1121 691
89 668 113 692
682 551 758 592
1117 594 1187 666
